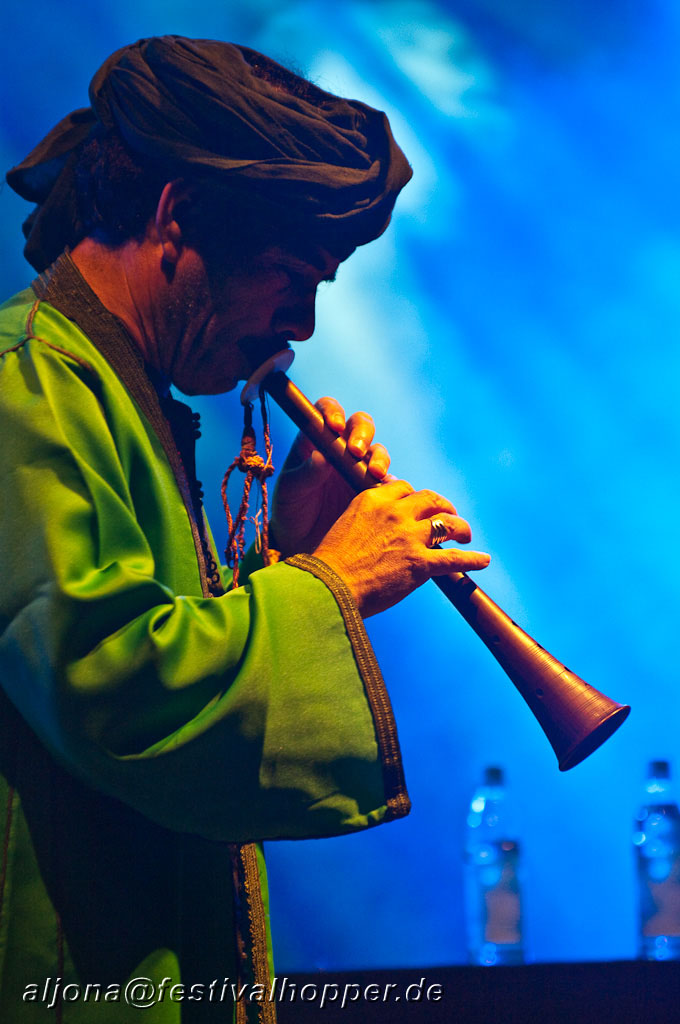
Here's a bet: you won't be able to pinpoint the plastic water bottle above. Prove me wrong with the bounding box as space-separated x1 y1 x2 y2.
464 765 525 966
634 759 680 961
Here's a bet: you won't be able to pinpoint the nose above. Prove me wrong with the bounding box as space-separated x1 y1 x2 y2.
273 293 316 342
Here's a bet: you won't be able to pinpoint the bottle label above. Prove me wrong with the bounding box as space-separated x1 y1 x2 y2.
482 840 522 943
465 838 524 963
639 854 680 937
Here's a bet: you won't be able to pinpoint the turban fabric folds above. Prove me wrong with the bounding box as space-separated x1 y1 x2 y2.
7 36 413 271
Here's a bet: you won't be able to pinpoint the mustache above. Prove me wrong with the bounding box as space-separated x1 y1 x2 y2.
238 335 291 374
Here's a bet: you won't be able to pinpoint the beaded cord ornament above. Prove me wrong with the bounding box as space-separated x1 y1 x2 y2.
221 389 274 588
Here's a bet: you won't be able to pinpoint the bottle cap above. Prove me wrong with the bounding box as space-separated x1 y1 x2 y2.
649 760 670 779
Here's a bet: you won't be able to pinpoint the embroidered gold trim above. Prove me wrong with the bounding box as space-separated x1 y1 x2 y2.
285 554 410 820
234 983 248 1024
240 843 276 1024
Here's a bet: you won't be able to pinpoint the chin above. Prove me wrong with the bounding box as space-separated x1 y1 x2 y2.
173 372 240 397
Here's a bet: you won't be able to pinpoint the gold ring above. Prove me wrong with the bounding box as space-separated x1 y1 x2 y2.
428 518 448 548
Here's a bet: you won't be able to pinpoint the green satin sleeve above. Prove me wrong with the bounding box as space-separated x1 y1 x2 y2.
0 296 409 843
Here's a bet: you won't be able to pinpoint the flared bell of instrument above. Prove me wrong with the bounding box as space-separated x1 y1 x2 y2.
435 572 630 771
514 664 630 772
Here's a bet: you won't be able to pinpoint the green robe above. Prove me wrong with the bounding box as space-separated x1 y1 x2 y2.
0 255 410 1022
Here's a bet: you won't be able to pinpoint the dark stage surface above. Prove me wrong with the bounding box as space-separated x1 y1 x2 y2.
276 961 680 1023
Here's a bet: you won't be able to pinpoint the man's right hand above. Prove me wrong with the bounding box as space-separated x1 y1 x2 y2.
312 479 490 618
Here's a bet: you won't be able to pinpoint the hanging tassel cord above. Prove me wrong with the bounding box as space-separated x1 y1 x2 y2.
221 392 274 588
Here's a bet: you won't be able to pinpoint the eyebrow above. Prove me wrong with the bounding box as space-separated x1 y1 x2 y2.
296 238 345 275
281 251 338 283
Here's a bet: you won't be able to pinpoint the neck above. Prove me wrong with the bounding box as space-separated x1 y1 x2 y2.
70 237 170 387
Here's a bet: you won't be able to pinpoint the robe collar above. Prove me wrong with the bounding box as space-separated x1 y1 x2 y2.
32 252 223 597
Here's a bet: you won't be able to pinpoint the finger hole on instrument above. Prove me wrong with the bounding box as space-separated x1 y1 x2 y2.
315 396 345 434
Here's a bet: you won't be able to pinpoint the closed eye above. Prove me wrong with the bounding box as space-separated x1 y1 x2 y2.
275 263 337 288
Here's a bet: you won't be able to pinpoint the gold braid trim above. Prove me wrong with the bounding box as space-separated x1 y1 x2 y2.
229 842 276 1024
242 843 276 1024
285 554 410 820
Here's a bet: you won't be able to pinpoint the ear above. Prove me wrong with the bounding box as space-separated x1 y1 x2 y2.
154 180 195 265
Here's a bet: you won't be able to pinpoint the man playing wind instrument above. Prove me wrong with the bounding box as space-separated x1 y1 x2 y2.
0 37 489 1022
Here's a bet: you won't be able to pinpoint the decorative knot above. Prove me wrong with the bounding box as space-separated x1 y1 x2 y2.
221 392 275 588
236 428 274 478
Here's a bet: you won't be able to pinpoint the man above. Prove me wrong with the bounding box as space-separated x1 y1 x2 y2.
0 37 489 1022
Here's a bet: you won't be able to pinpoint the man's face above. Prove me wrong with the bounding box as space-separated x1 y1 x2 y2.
165 241 341 396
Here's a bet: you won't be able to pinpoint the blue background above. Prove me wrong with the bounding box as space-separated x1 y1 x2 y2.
2 0 678 969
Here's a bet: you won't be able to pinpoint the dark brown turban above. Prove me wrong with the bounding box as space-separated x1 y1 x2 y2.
6 36 413 271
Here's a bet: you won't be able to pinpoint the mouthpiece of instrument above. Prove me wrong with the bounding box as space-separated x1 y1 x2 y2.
241 350 295 405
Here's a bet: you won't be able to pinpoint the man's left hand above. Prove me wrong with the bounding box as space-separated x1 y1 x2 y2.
270 397 389 556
